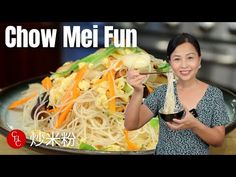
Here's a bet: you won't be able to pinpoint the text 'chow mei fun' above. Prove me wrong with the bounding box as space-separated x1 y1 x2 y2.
5 25 137 48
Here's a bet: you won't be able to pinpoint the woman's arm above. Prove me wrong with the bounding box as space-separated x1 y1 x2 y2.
167 111 225 147
124 91 154 130
193 87 229 147
124 70 154 130
191 122 225 147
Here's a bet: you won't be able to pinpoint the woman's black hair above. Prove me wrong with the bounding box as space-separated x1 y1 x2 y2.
166 33 201 61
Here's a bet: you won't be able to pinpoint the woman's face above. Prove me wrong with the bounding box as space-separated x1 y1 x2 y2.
169 42 201 81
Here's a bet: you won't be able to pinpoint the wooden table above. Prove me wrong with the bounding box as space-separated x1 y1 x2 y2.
0 88 51 155
209 128 236 155
0 134 42 155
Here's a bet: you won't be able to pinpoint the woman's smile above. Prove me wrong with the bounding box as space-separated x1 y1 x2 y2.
179 69 192 76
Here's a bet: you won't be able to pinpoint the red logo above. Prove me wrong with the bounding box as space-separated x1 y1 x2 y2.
7 129 26 149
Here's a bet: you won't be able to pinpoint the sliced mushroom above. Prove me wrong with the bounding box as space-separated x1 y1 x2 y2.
31 92 51 120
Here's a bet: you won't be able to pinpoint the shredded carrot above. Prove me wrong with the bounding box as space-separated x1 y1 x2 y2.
107 70 116 112
55 64 88 128
123 129 139 151
72 86 80 99
41 76 52 90
111 68 116 76
61 65 88 103
115 60 123 69
55 101 74 128
146 85 154 94
94 61 118 86
105 57 111 68
72 64 88 98
8 93 37 109
116 105 125 112
60 84 74 104
74 65 88 83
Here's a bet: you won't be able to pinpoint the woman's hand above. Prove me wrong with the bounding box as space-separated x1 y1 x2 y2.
166 107 198 131
127 69 147 93
166 106 226 146
124 69 153 131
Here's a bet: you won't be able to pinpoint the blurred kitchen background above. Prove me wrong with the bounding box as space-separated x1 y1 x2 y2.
62 22 236 94
132 22 236 94
63 22 236 94
1 22 236 94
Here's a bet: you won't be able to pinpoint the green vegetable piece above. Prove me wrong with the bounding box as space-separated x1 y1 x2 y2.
79 142 96 151
149 117 159 128
123 82 133 93
53 45 116 77
157 61 171 72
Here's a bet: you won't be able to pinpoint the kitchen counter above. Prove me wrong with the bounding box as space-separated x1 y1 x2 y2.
0 134 42 155
210 128 236 154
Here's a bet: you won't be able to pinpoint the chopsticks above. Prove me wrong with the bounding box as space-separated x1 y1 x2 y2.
139 71 170 75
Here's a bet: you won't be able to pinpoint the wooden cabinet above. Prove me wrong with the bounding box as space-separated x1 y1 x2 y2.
0 22 61 88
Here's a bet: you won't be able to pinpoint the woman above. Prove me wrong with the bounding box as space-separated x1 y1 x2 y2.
124 33 230 155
